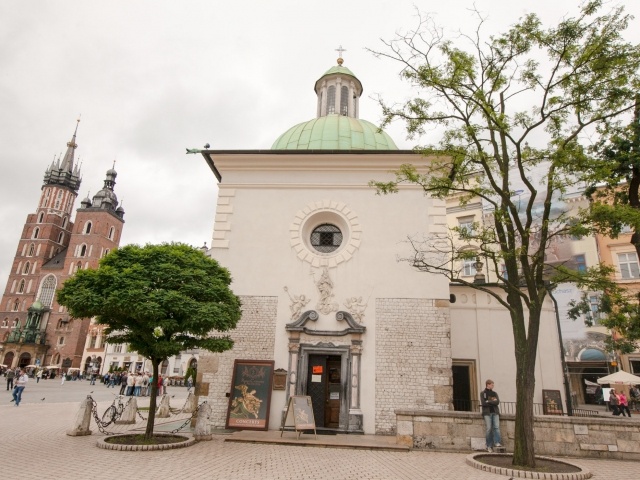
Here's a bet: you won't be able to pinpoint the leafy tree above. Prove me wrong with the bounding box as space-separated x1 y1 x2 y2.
57 243 241 440
585 99 640 256
369 1 640 467
570 101 640 355
567 266 640 354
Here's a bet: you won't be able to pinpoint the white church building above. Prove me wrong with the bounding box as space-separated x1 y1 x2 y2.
196 57 565 435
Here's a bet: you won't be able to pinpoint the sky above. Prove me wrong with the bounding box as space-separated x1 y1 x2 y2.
1 0 639 284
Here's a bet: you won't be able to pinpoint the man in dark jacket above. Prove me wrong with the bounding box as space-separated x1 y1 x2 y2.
481 379 502 452
6 368 15 391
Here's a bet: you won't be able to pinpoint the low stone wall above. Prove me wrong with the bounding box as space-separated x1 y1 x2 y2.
396 409 640 460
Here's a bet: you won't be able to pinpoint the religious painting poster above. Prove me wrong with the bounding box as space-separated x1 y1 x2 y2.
226 359 275 430
542 389 563 415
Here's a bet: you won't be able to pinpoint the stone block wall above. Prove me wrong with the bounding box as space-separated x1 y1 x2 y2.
200 295 277 427
375 298 452 434
396 409 640 460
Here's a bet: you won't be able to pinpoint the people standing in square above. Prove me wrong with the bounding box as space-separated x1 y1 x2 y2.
481 379 502 452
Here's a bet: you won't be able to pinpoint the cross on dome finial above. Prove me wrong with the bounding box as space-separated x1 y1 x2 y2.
335 44 346 65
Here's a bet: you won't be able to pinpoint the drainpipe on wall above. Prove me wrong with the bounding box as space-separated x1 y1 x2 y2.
548 286 574 416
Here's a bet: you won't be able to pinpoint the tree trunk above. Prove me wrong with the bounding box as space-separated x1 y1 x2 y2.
512 361 536 467
511 306 541 468
144 360 160 440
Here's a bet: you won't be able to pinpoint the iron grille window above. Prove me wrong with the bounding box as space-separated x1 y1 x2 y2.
311 224 342 253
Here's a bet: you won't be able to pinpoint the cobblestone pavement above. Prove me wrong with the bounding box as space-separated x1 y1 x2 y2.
1 398 638 479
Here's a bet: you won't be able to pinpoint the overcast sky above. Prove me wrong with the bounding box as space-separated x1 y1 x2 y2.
1 0 638 284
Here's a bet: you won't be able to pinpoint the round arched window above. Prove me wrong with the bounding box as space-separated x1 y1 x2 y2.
310 224 342 253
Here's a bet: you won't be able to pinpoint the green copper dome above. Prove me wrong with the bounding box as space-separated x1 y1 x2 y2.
271 115 398 150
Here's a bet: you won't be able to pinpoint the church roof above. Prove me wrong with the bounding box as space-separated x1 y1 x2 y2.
314 64 362 94
271 115 398 150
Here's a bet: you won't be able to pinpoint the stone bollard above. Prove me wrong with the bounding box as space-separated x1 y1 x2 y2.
194 403 212 441
66 395 93 436
115 397 138 425
182 392 197 414
156 394 171 418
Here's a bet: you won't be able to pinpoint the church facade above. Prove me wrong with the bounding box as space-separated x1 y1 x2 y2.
0 123 125 372
198 58 565 434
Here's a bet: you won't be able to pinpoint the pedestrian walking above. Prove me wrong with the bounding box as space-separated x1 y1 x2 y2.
630 385 640 413
36 369 42 383
609 389 621 415
134 373 143 396
119 372 128 395
6 368 15 390
157 375 163 396
142 372 149 396
12 369 28 406
126 371 135 396
481 379 502 452
618 391 631 417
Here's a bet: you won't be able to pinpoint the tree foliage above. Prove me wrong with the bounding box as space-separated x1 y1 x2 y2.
585 101 640 251
369 0 640 467
57 242 241 438
569 100 640 355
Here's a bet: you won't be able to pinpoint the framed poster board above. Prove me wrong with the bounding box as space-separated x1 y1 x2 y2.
225 359 275 430
542 389 563 415
280 395 317 439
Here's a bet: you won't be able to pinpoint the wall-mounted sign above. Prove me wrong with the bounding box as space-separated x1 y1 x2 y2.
273 368 287 390
312 365 323 374
225 359 274 430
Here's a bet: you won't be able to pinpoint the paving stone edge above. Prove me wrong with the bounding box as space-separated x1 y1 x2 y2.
465 453 593 480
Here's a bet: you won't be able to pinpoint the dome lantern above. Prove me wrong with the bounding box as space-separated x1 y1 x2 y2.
272 55 397 151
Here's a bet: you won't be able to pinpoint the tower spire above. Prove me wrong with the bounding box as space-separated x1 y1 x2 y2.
42 119 82 193
60 117 80 173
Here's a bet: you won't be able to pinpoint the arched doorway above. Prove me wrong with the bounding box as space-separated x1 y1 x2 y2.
3 351 15 368
189 358 197 370
18 352 31 368
84 356 92 373
161 359 169 375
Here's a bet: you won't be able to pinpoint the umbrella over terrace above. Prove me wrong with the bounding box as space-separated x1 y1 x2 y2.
597 370 640 385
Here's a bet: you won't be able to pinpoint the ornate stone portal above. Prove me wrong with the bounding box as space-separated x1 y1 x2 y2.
285 309 365 432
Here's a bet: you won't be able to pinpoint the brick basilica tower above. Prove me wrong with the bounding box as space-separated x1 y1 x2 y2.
0 121 125 371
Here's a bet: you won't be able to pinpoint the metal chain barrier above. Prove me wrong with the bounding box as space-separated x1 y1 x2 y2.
168 401 205 434
88 393 204 435
88 395 133 435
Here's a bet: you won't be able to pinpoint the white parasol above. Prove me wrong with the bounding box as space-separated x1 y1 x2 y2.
597 370 640 385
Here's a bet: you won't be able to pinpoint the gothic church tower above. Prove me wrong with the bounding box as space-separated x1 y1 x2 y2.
0 122 125 371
